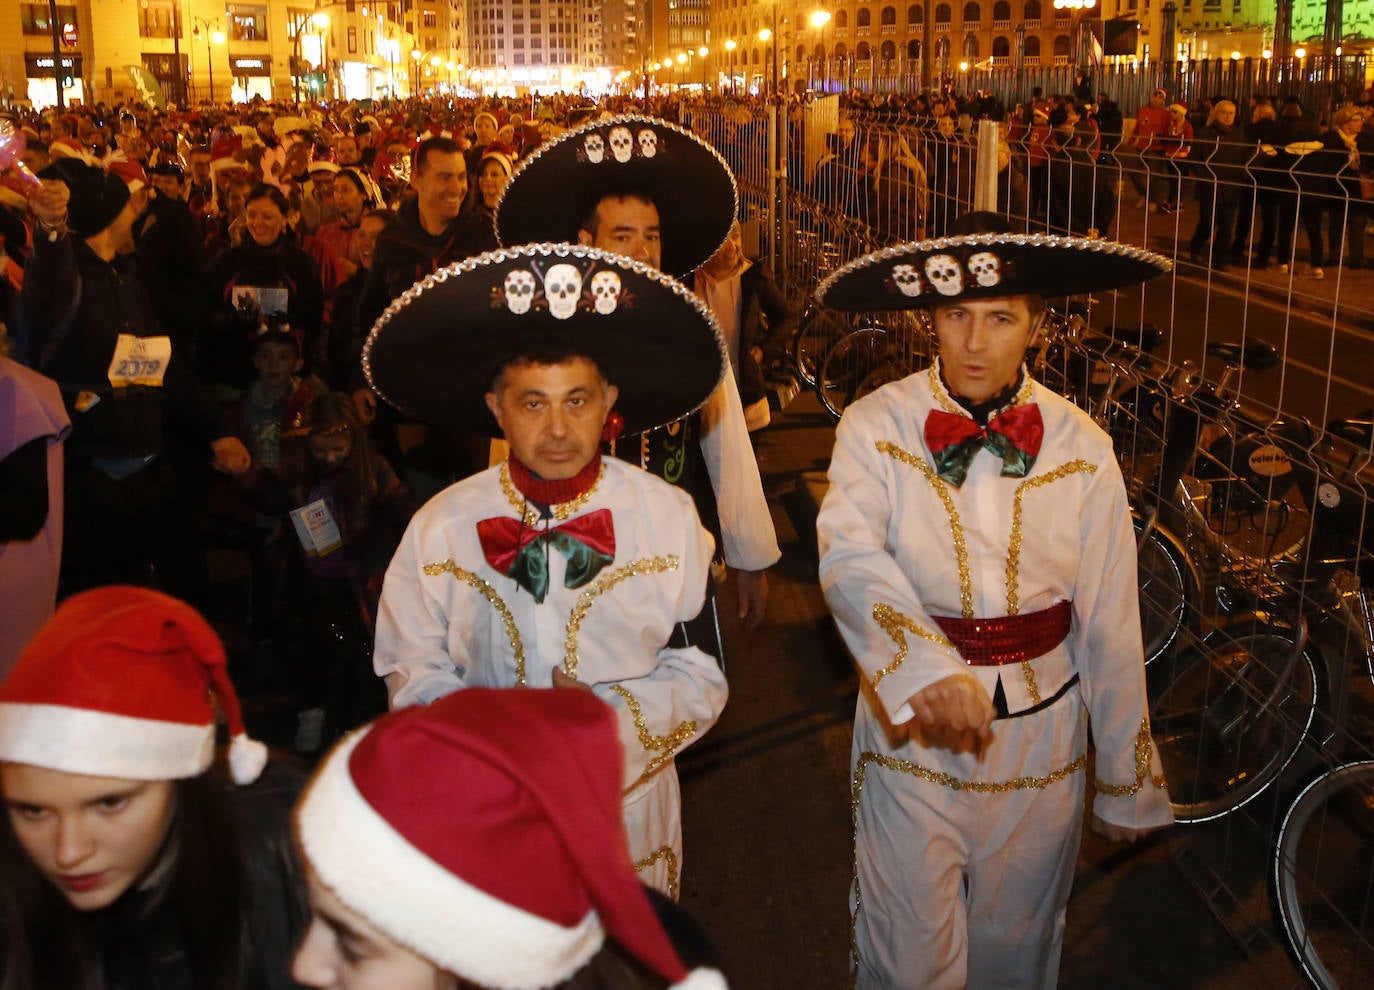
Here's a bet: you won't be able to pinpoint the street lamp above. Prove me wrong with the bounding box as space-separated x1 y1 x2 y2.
192 17 225 103
676 51 688 91
1052 0 1096 71
311 11 331 99
724 38 737 94
759 27 776 95
698 45 709 89
809 10 831 91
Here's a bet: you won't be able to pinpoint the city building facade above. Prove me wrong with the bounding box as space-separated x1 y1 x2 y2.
0 0 461 108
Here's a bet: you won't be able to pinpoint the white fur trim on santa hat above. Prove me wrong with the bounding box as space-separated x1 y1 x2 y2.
0 702 214 780
228 733 268 785
297 729 605 990
673 968 729 989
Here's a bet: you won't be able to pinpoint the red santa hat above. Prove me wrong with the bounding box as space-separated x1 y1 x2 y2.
296 688 726 990
49 135 87 160
210 134 248 173
1169 101 1189 115
107 156 148 193
0 586 268 786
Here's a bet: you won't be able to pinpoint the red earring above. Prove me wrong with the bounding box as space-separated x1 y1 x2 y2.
600 411 625 443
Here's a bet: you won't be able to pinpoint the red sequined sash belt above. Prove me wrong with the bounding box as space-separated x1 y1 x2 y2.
932 600 1073 666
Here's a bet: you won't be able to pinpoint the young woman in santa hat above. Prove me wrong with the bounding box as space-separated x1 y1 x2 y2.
0 586 306 990
292 687 728 990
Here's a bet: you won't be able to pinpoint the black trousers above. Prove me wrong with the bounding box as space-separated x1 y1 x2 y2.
61 457 209 608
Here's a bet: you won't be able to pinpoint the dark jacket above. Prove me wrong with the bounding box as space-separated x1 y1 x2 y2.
734 264 797 410
1190 120 1256 204
20 233 220 462
203 233 325 390
356 197 499 334
135 192 210 354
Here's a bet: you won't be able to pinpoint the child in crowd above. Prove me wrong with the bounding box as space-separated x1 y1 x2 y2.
278 393 413 753
232 329 317 474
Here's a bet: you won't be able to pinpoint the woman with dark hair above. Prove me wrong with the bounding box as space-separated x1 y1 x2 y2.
310 167 380 291
292 688 726 990
472 145 514 223
203 183 325 393
0 586 306 990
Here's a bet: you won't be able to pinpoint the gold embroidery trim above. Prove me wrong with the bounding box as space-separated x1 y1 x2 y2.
1094 718 1170 796
633 845 680 901
928 361 1035 415
877 441 973 618
1006 459 1096 615
561 556 680 680
611 684 695 790
499 458 605 526
1020 661 1043 705
848 747 1086 987
871 603 955 687
928 362 961 413
422 560 527 686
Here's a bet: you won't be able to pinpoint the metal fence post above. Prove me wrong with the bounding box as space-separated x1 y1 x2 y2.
973 118 1000 212
769 102 783 280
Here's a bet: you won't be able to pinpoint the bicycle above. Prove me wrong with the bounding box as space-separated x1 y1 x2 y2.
814 310 934 421
1148 412 1374 825
1271 755 1374 990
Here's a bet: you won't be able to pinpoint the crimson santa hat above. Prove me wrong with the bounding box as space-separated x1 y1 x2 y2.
296 688 727 989
0 586 268 785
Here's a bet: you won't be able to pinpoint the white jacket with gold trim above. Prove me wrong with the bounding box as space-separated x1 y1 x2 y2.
817 364 1171 828
374 456 728 796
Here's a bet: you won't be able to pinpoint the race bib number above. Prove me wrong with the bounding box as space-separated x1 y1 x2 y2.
290 499 343 557
107 334 172 389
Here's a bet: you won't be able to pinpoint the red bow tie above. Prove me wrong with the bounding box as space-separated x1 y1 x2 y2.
923 404 1044 487
476 509 616 602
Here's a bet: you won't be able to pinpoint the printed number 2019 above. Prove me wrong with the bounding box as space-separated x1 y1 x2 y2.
115 359 162 378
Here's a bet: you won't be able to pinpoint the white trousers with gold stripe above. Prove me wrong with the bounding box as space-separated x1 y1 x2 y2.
625 764 683 900
850 683 1088 990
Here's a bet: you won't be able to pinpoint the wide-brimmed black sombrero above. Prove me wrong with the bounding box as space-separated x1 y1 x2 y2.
816 233 1173 311
363 243 726 438
494 115 737 278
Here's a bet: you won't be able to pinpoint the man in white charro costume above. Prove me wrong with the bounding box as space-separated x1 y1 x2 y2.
496 115 780 633
367 243 730 898
815 213 1176 988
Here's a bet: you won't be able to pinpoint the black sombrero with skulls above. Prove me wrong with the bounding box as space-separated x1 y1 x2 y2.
816 233 1173 311
363 243 727 438
494 115 738 279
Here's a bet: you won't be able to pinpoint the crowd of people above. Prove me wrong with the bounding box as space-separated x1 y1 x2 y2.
783 83 1374 273
2 80 1366 988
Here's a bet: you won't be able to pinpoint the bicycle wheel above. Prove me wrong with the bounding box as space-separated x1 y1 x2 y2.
818 325 892 421
1149 620 1321 823
1135 515 1192 667
1272 760 1374 990
793 304 851 388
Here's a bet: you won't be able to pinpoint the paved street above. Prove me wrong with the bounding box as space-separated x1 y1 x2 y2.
678 391 1314 989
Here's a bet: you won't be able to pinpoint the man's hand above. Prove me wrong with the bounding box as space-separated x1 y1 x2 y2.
736 569 768 631
552 667 593 692
210 436 251 475
28 179 70 226
352 388 377 424
907 673 995 755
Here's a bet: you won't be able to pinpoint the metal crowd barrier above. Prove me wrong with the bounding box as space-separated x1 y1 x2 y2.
685 96 1374 988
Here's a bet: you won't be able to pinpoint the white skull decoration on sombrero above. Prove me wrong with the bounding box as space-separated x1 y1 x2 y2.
817 233 1173 311
363 243 727 438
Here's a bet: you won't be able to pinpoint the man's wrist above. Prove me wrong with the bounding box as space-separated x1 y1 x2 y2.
36 213 69 241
